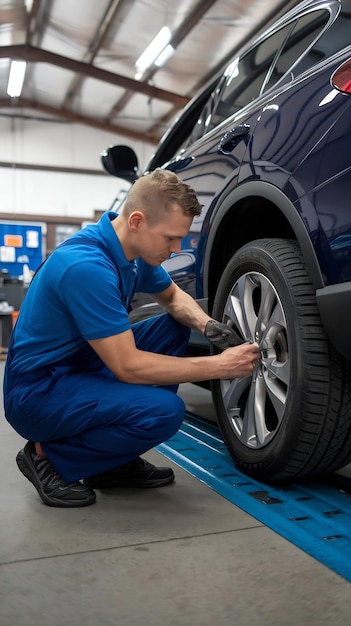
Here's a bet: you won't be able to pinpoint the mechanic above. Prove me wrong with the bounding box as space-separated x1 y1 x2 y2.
3 168 261 508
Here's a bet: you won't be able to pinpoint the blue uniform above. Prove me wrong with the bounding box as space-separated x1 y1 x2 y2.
3 212 190 481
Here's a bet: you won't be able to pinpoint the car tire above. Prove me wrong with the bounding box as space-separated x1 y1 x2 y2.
211 238 351 481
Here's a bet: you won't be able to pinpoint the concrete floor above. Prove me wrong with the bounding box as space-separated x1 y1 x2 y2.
1 362 351 626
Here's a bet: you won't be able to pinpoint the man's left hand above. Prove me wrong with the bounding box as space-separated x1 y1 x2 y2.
204 319 244 351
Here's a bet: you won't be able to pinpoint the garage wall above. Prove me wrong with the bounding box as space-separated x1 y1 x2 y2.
0 115 155 219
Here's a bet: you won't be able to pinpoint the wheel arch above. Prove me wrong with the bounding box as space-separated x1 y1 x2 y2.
203 181 324 313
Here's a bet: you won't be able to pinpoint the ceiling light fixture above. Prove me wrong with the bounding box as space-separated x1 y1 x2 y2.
7 60 27 97
154 44 175 67
25 0 34 12
135 26 172 79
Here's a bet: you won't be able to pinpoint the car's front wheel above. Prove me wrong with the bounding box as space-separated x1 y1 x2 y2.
211 238 351 481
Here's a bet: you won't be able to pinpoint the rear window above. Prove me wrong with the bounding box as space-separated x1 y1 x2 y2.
263 8 330 92
187 1 351 145
265 1 351 90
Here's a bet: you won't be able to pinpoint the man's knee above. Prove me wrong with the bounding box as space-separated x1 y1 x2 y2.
139 390 185 443
164 392 186 436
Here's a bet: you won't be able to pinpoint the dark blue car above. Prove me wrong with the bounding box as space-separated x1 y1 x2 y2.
102 0 351 481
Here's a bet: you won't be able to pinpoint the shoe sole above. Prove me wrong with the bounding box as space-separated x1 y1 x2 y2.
85 474 175 490
16 449 96 508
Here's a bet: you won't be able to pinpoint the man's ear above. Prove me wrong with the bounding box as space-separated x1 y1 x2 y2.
128 211 146 232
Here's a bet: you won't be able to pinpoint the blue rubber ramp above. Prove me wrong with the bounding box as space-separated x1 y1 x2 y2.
157 414 351 582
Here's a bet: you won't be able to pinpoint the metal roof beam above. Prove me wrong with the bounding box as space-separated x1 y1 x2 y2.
0 44 189 107
0 97 159 144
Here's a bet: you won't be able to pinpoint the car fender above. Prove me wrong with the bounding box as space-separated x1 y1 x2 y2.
201 180 324 299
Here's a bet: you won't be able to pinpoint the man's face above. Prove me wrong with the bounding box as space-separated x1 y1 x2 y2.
135 203 193 266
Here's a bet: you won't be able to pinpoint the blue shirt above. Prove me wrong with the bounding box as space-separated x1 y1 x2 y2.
9 212 172 373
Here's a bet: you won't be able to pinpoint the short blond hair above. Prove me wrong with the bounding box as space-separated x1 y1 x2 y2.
123 169 203 224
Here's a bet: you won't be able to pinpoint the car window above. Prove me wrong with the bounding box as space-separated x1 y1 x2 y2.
207 23 294 130
188 22 297 142
188 86 219 144
263 9 331 92
146 78 219 171
301 0 351 66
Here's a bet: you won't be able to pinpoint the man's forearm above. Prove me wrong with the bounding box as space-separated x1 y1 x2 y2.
89 329 261 385
118 351 221 385
113 346 259 386
162 288 210 334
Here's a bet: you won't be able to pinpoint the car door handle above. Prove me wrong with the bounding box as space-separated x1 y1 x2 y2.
217 124 250 154
165 157 194 172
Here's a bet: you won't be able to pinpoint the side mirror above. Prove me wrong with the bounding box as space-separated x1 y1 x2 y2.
101 145 139 183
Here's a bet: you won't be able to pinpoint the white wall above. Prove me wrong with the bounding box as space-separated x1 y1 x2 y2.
0 116 155 219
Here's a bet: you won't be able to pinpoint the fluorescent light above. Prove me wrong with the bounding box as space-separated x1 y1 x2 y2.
155 44 175 67
7 60 27 97
135 26 171 78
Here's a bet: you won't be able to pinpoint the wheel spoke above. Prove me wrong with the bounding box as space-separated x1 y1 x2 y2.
242 375 269 446
255 276 277 335
261 301 286 350
222 375 251 411
240 384 257 444
264 369 287 422
224 274 258 340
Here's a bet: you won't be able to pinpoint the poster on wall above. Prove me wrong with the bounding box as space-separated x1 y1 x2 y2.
0 222 44 279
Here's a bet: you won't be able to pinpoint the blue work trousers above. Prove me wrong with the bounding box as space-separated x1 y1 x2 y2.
4 314 191 482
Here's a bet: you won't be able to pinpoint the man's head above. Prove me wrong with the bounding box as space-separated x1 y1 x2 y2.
118 169 203 265
123 168 202 224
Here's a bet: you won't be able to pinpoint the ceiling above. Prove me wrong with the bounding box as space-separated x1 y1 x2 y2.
0 0 299 147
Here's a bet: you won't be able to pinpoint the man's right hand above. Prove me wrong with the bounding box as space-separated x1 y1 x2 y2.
218 342 261 379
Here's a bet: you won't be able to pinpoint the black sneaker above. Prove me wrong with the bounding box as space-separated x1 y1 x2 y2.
83 457 175 489
16 442 96 508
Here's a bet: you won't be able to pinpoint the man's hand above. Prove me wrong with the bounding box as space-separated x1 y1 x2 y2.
205 319 244 350
219 342 261 379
